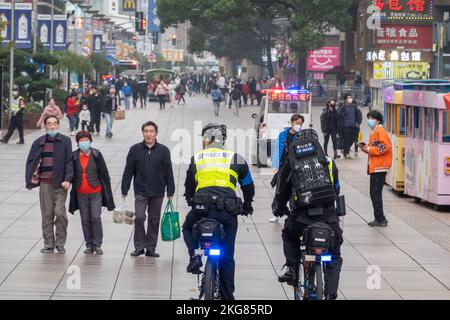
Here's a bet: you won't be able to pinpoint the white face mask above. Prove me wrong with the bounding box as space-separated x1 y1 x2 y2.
292 124 302 132
347 98 353 104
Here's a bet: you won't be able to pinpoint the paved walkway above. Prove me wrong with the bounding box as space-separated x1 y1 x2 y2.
0 95 449 300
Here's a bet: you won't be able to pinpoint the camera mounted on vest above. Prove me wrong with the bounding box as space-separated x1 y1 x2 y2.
288 128 336 213
201 123 227 148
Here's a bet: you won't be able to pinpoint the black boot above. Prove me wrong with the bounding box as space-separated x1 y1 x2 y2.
186 255 202 274
278 266 297 286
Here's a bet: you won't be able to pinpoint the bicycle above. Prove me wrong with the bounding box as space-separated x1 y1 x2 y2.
293 222 334 300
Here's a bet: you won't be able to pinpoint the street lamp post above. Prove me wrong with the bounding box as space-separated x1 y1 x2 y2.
48 0 54 97
9 0 15 111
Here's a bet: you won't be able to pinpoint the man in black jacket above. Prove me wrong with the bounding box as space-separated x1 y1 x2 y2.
25 115 73 254
87 87 102 135
121 121 175 257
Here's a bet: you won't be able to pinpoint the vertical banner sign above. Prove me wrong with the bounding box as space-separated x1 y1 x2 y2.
14 2 32 49
93 33 103 53
37 15 51 49
119 0 136 15
52 15 67 51
148 0 160 33
0 2 12 47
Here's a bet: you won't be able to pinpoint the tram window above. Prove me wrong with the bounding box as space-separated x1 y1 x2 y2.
413 107 420 139
425 109 433 142
399 107 406 136
443 111 450 143
406 106 412 137
435 110 440 143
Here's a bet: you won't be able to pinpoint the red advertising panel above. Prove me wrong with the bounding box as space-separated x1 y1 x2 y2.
307 47 340 72
374 25 432 49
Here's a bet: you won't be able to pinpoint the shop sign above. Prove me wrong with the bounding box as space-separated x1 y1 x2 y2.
374 25 432 49
372 0 433 21
366 50 423 62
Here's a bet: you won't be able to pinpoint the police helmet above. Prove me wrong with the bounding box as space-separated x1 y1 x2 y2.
201 123 227 146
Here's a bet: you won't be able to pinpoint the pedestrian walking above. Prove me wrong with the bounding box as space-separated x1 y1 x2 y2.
359 110 392 227
338 93 361 159
320 100 341 159
138 75 148 108
168 80 177 108
69 131 115 255
230 85 241 116
79 104 91 131
132 79 139 108
103 88 118 138
177 81 187 105
211 84 223 117
66 91 80 136
121 121 175 257
36 98 63 128
156 80 169 110
87 87 102 135
25 115 73 254
242 81 250 106
0 94 25 144
121 82 132 110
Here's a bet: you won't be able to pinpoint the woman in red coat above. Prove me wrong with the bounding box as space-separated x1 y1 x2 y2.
242 81 250 106
66 91 80 136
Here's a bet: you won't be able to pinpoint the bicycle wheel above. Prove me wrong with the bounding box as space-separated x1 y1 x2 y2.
204 258 219 300
294 264 305 300
314 262 324 300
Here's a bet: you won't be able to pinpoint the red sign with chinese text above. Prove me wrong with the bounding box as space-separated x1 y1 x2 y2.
307 47 340 72
268 91 311 102
374 25 432 49
373 0 432 19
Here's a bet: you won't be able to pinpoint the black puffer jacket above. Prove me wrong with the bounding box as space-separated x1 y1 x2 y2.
320 107 340 134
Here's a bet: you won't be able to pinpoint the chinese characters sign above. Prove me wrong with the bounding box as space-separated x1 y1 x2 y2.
372 0 433 20
366 50 423 62
268 90 311 102
306 47 340 72
374 25 432 49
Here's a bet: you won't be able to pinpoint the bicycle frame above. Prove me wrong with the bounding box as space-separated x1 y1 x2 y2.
294 244 332 300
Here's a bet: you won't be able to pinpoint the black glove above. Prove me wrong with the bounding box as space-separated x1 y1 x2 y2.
272 207 287 218
241 202 254 216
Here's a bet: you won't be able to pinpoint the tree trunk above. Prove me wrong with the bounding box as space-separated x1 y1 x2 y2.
298 55 307 89
266 39 274 78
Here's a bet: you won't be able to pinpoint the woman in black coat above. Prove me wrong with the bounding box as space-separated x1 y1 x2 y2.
320 100 341 159
69 131 115 255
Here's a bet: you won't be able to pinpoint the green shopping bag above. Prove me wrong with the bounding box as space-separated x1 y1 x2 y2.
161 200 181 241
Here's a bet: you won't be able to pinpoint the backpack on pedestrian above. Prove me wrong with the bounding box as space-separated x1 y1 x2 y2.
231 88 240 100
211 89 222 102
287 129 336 213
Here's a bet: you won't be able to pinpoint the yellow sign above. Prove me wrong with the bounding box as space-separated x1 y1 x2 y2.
373 62 429 80
123 0 136 11
161 49 184 62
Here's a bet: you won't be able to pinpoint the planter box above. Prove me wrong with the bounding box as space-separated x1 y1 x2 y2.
2 112 42 130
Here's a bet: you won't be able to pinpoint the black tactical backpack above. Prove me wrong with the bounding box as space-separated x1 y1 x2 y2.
287 129 336 210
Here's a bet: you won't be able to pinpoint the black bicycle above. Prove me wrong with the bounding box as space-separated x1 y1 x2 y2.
294 222 334 300
192 217 225 300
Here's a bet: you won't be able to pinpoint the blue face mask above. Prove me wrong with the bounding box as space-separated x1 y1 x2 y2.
368 119 378 129
79 141 91 152
47 130 58 138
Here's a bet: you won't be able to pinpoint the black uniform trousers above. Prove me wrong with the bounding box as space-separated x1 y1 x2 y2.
90 111 101 133
370 172 387 222
182 206 238 300
3 114 24 143
281 210 343 297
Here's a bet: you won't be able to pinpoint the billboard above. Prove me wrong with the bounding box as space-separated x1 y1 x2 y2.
307 47 340 72
14 2 32 49
374 25 432 50
0 2 12 47
148 0 160 33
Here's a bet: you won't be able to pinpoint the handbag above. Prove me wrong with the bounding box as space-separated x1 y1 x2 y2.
160 200 180 241
114 109 125 120
113 198 135 225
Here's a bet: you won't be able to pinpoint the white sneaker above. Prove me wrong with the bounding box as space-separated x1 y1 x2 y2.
269 216 279 223
70 131 76 136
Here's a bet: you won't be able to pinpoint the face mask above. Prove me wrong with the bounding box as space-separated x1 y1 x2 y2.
368 119 378 129
347 98 353 104
292 124 302 132
47 130 58 138
79 141 91 152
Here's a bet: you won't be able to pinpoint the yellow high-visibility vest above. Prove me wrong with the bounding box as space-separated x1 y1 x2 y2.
194 147 239 192
327 156 334 184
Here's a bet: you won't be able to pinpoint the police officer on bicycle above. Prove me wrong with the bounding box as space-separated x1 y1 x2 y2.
272 129 343 300
182 123 255 300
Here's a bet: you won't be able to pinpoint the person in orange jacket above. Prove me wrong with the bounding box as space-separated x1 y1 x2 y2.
359 110 392 227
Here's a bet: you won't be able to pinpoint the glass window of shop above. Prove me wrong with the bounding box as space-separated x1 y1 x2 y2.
425 108 433 142
443 111 450 143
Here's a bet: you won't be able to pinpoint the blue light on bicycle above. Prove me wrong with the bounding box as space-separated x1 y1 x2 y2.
320 255 332 262
209 249 221 256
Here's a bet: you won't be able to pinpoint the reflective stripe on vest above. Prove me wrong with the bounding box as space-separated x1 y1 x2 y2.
194 148 238 192
10 96 23 113
327 156 334 185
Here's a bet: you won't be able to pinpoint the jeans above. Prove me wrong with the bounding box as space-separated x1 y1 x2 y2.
323 132 338 155
370 172 387 222
343 127 358 155
232 99 239 116
213 101 220 116
103 113 113 135
158 95 166 109
124 96 131 110
69 114 79 132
